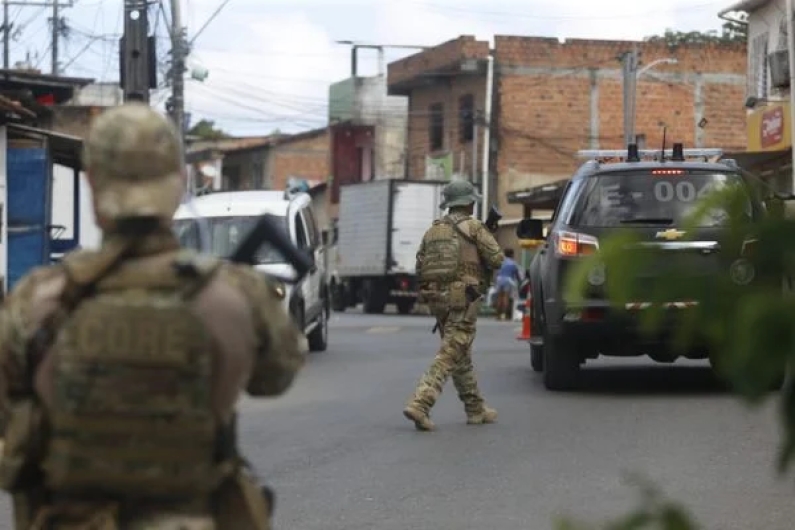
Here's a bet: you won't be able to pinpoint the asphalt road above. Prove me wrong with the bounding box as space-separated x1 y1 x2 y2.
1 310 794 529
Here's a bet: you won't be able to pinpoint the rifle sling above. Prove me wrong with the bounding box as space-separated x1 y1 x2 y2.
25 238 139 383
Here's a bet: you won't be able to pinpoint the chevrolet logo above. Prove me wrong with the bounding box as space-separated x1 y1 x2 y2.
655 228 686 240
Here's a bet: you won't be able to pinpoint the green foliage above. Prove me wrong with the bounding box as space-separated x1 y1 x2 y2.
187 119 231 140
644 22 747 45
556 475 699 530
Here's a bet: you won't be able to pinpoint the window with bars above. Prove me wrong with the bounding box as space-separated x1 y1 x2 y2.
429 103 444 151
778 17 788 50
458 94 475 143
749 32 769 98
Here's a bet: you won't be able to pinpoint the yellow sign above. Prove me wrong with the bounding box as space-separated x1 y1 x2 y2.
518 238 544 249
747 103 792 151
655 229 686 241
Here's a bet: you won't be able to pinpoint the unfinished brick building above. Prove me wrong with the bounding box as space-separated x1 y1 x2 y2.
387 35 747 245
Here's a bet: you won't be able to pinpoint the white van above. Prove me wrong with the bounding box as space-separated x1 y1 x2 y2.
173 190 329 352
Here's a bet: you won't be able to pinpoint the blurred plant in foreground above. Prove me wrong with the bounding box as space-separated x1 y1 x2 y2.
557 179 795 528
555 475 698 530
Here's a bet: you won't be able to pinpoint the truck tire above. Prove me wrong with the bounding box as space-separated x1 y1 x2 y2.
543 329 580 391
331 282 346 312
396 299 415 315
363 280 387 314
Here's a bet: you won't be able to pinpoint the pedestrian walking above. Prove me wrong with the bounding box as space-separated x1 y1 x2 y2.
494 248 522 320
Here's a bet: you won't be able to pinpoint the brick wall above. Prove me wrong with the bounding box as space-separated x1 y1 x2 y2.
392 36 748 233
269 128 330 191
407 75 487 179
389 36 490 88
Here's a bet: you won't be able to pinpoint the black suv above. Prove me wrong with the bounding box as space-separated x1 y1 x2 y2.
516 143 766 391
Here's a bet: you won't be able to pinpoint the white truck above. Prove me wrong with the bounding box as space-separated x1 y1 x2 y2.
329 179 447 315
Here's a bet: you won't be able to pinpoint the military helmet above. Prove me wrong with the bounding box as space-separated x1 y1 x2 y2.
440 179 482 209
83 102 184 221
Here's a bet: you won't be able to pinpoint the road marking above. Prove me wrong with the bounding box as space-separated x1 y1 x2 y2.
366 326 401 333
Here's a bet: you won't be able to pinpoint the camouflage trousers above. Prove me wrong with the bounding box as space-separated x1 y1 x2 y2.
407 300 486 416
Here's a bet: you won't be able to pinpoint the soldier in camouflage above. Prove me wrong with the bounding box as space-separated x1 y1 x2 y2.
0 103 305 529
403 180 504 431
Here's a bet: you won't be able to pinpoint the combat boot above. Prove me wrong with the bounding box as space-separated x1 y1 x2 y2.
467 406 498 425
403 405 435 431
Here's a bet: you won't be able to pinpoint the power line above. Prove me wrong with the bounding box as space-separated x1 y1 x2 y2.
188 0 230 46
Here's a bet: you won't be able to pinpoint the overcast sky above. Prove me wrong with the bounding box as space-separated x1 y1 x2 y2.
7 0 730 136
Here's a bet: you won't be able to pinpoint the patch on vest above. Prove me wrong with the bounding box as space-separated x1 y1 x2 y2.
72 304 192 365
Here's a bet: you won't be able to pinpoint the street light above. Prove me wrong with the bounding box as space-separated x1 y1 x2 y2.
628 56 678 145
637 57 678 76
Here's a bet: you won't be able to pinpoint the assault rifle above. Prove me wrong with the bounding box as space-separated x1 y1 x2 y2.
485 205 502 233
228 213 315 284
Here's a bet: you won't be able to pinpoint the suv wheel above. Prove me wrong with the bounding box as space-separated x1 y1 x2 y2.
543 328 580 391
308 306 329 352
530 294 544 372
531 345 544 372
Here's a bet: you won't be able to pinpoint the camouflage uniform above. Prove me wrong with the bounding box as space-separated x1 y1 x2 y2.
0 103 306 529
404 180 504 431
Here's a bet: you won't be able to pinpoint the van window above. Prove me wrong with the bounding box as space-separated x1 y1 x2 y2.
302 207 320 247
173 215 288 264
293 212 308 249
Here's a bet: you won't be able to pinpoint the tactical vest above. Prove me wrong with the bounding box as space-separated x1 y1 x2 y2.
40 250 229 500
418 217 482 286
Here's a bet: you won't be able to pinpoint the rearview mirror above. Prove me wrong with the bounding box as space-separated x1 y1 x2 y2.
516 218 544 240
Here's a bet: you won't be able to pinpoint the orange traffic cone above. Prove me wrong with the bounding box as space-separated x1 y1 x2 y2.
516 295 532 340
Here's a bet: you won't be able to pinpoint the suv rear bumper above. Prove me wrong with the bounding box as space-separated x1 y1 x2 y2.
547 300 709 357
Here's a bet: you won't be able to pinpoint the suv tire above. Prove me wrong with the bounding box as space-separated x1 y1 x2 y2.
543 328 580 391
308 306 328 352
531 346 544 372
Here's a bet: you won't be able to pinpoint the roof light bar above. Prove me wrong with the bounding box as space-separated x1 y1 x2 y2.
577 148 724 160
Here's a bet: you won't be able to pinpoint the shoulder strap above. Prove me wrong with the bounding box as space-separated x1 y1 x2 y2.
449 219 477 245
26 238 138 381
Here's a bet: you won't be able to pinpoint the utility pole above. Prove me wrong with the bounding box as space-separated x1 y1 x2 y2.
786 0 795 194
3 0 9 69
168 0 186 144
120 0 155 103
2 1 73 71
620 48 639 146
51 0 58 74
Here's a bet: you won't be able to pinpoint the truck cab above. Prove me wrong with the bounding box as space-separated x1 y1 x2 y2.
173 188 329 352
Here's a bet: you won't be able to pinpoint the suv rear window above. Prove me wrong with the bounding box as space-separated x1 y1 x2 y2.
572 170 750 228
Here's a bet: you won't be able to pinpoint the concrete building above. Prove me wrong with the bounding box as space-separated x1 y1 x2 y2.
387 35 748 246
719 0 794 191
328 73 408 212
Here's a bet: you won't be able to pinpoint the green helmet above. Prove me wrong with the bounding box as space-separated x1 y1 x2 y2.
440 179 482 209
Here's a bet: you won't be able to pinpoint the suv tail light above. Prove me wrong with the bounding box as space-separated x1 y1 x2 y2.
554 231 599 257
